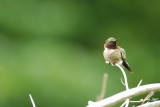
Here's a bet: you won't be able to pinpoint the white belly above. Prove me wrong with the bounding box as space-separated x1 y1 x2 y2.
103 48 115 58
103 48 122 65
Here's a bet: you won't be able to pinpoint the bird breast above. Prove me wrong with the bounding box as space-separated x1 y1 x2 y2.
103 48 115 56
103 48 121 64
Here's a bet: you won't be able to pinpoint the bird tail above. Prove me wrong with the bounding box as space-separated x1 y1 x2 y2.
122 61 132 72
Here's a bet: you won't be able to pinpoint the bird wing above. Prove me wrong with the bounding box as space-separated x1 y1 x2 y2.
119 47 132 72
119 47 126 61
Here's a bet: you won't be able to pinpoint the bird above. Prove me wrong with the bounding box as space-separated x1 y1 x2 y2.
103 37 132 72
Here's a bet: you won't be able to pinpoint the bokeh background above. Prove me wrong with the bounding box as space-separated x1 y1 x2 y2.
0 0 160 107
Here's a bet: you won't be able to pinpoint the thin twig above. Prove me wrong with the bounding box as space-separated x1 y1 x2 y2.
137 100 160 107
121 78 126 86
129 91 154 104
116 65 129 90
120 100 127 107
137 79 143 87
130 99 144 103
121 99 129 107
97 73 108 101
29 94 36 107
125 99 129 107
141 90 154 105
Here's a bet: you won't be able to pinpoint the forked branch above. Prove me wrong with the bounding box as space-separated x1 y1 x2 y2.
87 83 160 107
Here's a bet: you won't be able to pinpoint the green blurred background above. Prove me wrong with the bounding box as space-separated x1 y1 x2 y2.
0 0 160 107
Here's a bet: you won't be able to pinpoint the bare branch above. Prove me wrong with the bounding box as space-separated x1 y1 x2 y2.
120 100 127 107
97 73 108 101
129 90 154 104
86 83 160 107
137 79 143 87
130 99 144 103
137 101 160 107
116 64 130 107
141 90 154 105
116 65 129 90
121 78 126 86
29 94 36 107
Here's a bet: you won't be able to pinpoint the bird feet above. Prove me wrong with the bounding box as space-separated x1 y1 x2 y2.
105 61 110 64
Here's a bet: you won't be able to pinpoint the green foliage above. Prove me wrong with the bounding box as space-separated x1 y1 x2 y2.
0 0 160 107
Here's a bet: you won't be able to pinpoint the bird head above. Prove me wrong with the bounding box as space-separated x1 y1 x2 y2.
104 37 119 49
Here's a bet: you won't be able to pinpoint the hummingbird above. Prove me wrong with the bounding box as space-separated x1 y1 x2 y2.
103 37 132 72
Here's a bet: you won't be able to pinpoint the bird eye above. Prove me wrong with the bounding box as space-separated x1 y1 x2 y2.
109 41 114 43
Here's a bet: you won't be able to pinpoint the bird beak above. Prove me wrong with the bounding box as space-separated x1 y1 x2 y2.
116 38 120 41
